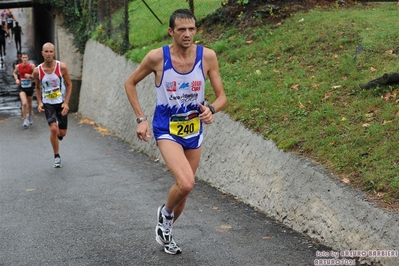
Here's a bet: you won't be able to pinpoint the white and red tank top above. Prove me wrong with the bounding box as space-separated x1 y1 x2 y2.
38 61 66 104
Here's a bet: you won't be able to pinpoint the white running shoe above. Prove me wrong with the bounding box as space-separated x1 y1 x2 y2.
164 238 182 255
155 205 173 245
53 157 61 168
27 114 33 125
22 118 29 128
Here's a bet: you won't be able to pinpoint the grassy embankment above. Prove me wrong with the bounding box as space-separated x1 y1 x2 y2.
95 1 399 205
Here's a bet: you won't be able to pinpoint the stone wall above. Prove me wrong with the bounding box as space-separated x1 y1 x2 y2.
78 40 399 266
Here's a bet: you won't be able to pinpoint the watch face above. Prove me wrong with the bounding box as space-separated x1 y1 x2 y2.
137 117 146 123
209 105 215 114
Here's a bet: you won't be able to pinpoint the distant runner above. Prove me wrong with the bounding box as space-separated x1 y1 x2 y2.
33 42 73 168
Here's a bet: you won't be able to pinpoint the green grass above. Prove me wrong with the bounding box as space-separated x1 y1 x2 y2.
212 3 399 202
95 2 399 203
92 0 222 60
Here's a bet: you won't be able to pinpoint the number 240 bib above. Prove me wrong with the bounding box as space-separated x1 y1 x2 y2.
169 111 200 138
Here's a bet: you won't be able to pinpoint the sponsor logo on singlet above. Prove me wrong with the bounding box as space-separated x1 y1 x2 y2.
178 82 190 90
166 81 176 92
191 80 202 91
169 93 199 103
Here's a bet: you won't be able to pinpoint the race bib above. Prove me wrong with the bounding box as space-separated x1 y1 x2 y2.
44 88 62 99
20 78 32 88
169 111 200 138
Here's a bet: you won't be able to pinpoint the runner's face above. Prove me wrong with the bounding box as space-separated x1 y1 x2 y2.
169 18 196 49
42 46 55 64
21 55 29 63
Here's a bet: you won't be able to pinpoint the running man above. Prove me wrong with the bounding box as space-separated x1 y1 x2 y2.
33 42 73 168
13 21 22 52
13 52 35 128
0 25 7 57
125 9 227 254
6 9 14 42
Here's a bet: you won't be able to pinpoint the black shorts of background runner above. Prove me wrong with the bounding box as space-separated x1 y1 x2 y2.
19 86 34 97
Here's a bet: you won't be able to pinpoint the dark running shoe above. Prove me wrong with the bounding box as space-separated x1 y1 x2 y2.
155 205 173 245
57 134 63 141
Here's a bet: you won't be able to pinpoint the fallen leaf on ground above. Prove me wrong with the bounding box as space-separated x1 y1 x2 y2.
79 116 95 125
341 178 350 184
323 91 333 100
290 84 299 90
94 126 112 136
297 101 305 108
217 225 232 232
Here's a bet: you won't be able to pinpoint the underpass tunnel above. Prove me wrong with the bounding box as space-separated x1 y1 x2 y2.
0 2 65 119
32 5 55 64
0 1 55 63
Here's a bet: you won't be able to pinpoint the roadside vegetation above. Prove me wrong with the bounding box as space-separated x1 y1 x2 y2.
94 1 399 209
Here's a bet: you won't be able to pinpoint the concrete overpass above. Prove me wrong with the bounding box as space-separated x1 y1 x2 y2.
0 0 33 9
0 0 56 63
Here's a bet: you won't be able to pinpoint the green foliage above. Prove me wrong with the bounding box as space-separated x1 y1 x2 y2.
89 0 221 54
237 0 249 6
38 0 97 53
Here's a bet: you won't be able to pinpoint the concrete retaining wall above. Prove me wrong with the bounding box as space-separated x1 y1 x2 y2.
78 40 399 266
55 16 83 113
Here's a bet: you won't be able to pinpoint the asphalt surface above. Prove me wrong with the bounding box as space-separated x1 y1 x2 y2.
0 112 333 266
0 7 332 266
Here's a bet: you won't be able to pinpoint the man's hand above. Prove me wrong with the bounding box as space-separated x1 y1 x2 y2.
61 103 69 116
136 121 151 142
199 103 214 124
37 104 44 112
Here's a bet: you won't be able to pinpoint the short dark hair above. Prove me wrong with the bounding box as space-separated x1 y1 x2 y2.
169 9 197 29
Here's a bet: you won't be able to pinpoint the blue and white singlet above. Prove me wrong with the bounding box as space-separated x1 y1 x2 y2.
153 45 206 149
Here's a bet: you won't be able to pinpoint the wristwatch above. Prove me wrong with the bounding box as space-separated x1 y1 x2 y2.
136 117 147 123
208 105 215 114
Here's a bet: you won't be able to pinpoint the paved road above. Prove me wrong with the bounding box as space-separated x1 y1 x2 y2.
0 7 333 266
0 113 332 266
